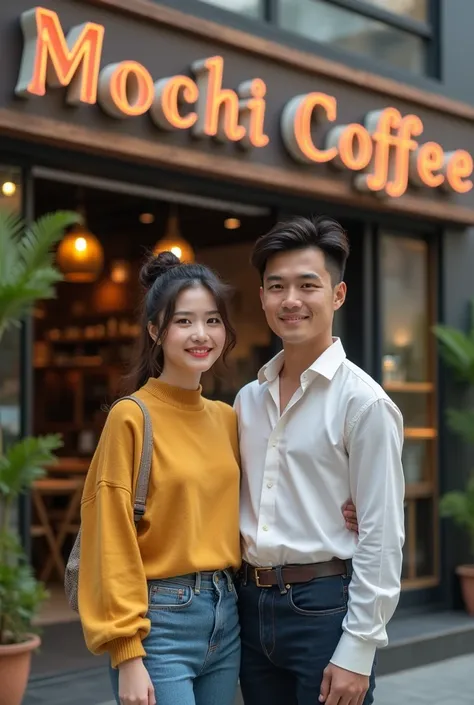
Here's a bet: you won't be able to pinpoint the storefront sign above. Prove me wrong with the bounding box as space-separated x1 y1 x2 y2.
15 6 473 199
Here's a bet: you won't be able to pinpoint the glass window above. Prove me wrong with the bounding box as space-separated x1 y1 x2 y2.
198 0 263 18
0 166 23 532
0 167 23 450
362 0 428 22
278 0 425 74
379 232 438 585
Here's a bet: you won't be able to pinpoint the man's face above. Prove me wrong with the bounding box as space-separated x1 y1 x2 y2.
260 247 346 346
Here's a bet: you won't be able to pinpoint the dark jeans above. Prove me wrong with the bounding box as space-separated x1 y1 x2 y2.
237 573 376 705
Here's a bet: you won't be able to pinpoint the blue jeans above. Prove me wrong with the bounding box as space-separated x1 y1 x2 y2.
237 572 376 705
110 570 240 705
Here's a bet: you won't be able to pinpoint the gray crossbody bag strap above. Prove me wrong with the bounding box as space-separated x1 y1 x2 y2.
110 395 154 523
64 394 153 612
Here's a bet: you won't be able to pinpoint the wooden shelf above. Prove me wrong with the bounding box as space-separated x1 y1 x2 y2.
404 428 437 440
384 381 434 393
401 576 439 591
405 482 434 499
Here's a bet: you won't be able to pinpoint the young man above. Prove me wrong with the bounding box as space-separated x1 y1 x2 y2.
234 216 405 705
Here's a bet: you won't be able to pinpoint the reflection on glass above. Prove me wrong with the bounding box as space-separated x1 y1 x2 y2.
0 166 22 452
362 0 427 21
199 0 262 18
278 0 425 74
0 166 22 533
380 235 429 384
402 440 428 484
415 498 435 577
390 392 430 428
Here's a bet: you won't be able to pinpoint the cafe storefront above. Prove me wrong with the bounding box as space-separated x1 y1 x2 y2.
0 0 474 621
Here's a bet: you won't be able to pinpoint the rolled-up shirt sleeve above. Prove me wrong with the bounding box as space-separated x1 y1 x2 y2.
330 398 405 676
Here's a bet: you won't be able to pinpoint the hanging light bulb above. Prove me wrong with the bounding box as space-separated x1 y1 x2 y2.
1 181 16 197
154 208 195 263
57 220 104 283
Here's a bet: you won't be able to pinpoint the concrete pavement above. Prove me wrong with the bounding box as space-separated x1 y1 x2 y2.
94 653 473 705
25 652 473 704
373 653 473 705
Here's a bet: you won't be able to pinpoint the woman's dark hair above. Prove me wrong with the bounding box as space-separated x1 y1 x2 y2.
123 251 236 393
251 215 350 286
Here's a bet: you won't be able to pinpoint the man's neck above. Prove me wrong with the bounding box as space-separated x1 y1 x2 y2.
280 335 334 380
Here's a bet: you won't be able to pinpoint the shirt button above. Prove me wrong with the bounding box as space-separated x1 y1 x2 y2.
262 525 269 531
267 482 273 489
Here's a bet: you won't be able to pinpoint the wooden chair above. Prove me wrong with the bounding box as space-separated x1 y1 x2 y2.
31 477 84 582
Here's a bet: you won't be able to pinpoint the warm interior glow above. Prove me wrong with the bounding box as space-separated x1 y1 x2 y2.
74 236 87 252
1 181 16 197
110 259 131 284
139 212 155 224
224 217 241 229
57 227 104 282
170 246 182 259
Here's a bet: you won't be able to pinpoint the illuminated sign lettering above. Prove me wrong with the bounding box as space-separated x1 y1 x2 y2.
15 8 473 199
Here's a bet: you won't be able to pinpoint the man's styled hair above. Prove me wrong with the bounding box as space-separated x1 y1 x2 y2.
251 215 350 286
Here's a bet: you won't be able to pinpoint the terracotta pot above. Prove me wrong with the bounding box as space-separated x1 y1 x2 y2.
456 565 474 616
0 634 41 705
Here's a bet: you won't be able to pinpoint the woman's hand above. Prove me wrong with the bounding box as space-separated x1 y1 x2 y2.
342 499 358 534
118 657 156 705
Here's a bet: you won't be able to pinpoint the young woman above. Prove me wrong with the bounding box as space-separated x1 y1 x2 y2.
78 252 241 705
78 249 358 705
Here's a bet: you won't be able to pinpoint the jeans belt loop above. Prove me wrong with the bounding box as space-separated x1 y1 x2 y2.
225 569 234 592
194 571 201 595
242 563 248 586
275 566 288 595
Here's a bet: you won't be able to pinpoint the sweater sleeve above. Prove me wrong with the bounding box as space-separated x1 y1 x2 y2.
78 401 151 668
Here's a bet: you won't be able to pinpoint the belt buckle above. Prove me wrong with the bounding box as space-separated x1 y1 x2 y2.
255 567 272 588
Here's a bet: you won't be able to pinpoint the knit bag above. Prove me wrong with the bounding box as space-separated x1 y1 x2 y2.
64 395 154 612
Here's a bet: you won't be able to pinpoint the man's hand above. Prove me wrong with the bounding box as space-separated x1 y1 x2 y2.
319 663 369 705
342 499 358 534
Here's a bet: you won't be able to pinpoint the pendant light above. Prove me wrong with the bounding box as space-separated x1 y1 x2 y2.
154 206 194 263
57 197 104 283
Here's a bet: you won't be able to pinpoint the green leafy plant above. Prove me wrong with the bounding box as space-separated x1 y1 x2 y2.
0 209 79 644
433 300 474 559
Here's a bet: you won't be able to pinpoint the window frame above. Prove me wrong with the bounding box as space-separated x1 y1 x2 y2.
273 0 439 76
375 229 440 591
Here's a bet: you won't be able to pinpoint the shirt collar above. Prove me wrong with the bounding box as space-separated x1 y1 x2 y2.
258 338 346 384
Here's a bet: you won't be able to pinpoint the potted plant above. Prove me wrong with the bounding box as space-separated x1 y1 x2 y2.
433 301 474 615
0 208 79 705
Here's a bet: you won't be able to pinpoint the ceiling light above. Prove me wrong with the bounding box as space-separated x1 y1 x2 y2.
224 217 241 230
1 181 16 197
139 212 155 224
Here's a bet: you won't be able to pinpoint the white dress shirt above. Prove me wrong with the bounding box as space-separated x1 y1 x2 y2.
234 338 405 676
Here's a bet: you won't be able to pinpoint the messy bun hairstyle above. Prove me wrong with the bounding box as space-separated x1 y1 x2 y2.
123 251 236 392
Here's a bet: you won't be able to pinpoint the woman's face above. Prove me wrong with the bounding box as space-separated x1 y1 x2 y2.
158 284 227 384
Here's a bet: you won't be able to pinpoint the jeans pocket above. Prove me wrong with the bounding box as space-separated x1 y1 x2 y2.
148 582 194 610
287 576 348 616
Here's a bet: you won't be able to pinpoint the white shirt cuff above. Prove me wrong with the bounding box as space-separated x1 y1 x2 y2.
330 632 376 676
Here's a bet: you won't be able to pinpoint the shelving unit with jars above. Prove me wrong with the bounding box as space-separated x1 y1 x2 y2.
33 317 140 457
380 233 438 590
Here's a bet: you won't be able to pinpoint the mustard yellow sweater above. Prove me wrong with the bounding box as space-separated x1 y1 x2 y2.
78 378 241 668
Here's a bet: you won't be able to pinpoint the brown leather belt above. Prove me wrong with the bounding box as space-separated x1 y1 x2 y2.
243 558 351 588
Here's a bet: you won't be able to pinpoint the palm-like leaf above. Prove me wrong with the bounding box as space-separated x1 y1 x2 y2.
432 323 474 383
446 410 474 445
440 477 474 554
0 210 80 340
0 208 73 643
0 435 62 498
19 211 81 276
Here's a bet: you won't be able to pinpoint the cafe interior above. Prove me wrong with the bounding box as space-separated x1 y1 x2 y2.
30 171 276 621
